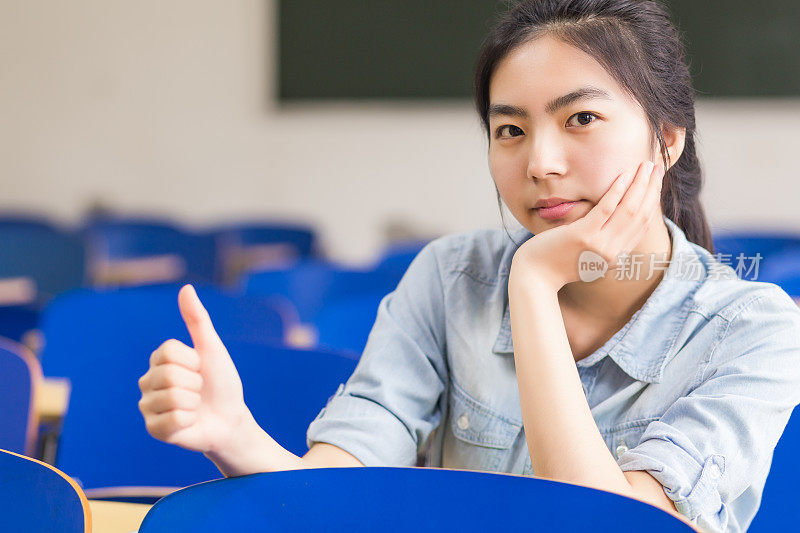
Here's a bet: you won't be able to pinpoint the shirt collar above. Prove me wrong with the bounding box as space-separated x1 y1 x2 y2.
491 215 705 384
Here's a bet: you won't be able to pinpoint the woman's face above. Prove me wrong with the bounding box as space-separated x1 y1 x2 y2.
488 34 661 235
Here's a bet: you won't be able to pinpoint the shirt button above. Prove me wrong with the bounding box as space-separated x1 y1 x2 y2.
615 440 628 459
457 414 470 430
707 463 722 480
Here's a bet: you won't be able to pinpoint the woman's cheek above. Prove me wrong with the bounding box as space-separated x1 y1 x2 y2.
595 119 654 184
573 148 623 201
489 153 524 191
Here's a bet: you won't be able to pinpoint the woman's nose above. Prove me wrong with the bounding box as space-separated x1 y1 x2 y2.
526 131 567 180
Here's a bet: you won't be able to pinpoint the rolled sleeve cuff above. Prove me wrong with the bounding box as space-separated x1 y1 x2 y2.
618 441 727 531
306 383 418 467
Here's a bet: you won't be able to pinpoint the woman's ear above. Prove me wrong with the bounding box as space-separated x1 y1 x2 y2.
662 125 686 169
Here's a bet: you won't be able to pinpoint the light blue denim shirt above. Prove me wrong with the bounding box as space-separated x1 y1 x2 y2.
306 215 800 533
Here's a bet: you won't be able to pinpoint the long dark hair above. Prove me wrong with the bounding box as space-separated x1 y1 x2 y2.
474 0 714 253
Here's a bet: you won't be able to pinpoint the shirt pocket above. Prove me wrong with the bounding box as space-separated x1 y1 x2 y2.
446 381 523 473
600 417 661 461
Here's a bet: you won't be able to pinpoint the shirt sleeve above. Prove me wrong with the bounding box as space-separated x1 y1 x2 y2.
305 236 453 467
617 285 800 533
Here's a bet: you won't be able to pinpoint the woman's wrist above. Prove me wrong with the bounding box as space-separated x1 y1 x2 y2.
509 255 563 295
203 411 306 477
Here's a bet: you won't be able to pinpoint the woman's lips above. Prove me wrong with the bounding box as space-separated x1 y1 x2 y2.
535 200 581 220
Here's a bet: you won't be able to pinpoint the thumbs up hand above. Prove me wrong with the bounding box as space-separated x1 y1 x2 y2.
138 284 365 475
137 284 255 455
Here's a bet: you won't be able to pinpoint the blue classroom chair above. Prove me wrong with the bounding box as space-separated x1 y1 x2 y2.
217 222 317 255
82 217 217 286
39 286 356 491
0 338 41 456
214 221 318 285
0 215 85 299
371 239 428 280
139 467 695 532
753 248 800 288
0 303 41 345
41 285 288 350
0 448 91 532
315 291 387 354
0 215 55 231
243 260 402 325
712 231 800 262
308 241 429 353
747 405 800 531
743 248 800 298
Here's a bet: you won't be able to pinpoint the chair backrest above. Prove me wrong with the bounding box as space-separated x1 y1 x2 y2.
39 287 355 488
372 239 428 279
712 231 800 263
139 467 695 532
0 304 41 344
214 222 318 284
752 248 800 288
41 285 287 352
307 243 428 353
315 291 388 354
216 223 317 255
0 216 85 299
234 343 358 454
0 338 41 455
83 217 217 286
0 448 91 533
747 405 800 531
244 260 400 324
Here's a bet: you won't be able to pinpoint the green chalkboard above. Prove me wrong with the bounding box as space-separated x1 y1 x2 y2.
668 0 800 97
277 1 800 100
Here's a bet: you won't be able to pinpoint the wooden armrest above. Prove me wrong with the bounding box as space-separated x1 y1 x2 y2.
0 276 36 306
89 500 152 533
36 377 71 421
91 254 186 286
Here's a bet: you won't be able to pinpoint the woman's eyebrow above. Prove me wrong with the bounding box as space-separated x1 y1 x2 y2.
489 86 614 118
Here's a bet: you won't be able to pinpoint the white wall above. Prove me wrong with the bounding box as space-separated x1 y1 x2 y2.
1 0 798 263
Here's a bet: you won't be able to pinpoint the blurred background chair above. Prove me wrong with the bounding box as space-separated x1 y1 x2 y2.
314 291 388 354
213 221 318 285
750 248 800 300
0 339 41 456
0 215 86 302
746 405 800 531
0 448 91 533
138 467 696 532
82 216 217 287
243 257 408 348
0 214 85 352
242 260 387 323
369 239 427 282
0 210 419 355
0 302 42 347
712 231 800 265
241 238 428 353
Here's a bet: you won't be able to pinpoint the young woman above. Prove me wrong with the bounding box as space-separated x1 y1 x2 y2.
137 1 800 531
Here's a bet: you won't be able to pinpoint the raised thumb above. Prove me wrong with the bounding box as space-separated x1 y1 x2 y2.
178 284 224 354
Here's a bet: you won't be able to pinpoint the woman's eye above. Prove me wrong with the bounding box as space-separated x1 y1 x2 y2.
566 112 598 127
495 125 524 138
494 114 597 138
